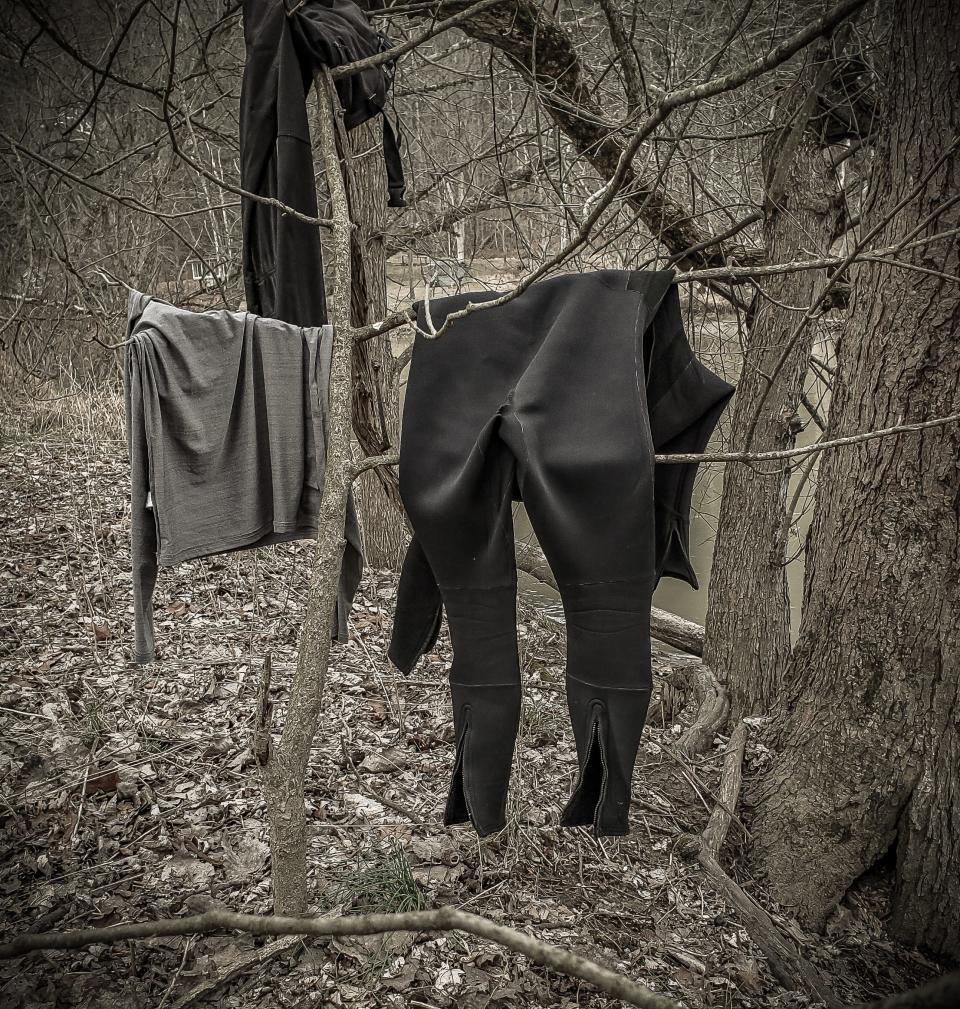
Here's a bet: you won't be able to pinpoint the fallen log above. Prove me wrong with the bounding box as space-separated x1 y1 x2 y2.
514 540 705 656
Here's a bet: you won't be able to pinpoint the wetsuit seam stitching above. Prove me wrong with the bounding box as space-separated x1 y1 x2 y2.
449 680 519 688
566 673 652 692
555 575 653 588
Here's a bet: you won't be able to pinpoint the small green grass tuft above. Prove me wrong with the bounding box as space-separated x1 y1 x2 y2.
321 839 425 916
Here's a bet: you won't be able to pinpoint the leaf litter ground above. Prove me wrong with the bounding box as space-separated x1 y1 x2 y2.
0 389 942 1008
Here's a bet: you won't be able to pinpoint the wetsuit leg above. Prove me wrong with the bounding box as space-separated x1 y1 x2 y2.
399 414 521 836
502 285 656 836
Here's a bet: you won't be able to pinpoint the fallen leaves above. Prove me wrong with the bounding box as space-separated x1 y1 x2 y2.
0 395 940 1009
82 765 120 795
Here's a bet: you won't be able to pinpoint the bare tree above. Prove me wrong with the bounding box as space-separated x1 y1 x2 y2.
704 15 860 717
752 0 960 957
3 0 958 990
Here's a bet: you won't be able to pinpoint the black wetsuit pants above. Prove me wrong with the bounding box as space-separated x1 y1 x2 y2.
398 273 666 836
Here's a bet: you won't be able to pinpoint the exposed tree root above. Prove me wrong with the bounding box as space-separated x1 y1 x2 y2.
655 645 730 758
676 722 840 1007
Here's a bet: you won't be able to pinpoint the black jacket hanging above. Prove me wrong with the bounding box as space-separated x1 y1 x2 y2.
387 271 734 837
240 0 405 325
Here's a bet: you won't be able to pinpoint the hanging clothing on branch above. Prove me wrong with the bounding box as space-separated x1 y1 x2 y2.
124 291 363 665
388 271 734 837
240 0 405 326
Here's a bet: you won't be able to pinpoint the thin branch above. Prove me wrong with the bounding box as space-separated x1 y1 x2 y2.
351 451 400 478
385 0 870 342
156 9 335 228
353 225 959 343
20 0 164 99
665 211 764 267
0 134 243 223
655 412 960 465
61 0 155 135
741 137 960 448
329 0 502 80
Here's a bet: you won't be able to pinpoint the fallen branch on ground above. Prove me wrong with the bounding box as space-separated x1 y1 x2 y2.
676 723 840 1008
0 906 681 1009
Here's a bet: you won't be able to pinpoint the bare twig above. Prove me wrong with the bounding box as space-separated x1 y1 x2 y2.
655 412 960 465
400 0 869 342
329 0 502 81
0 133 243 224
352 223 960 343
741 137 960 448
155 8 336 230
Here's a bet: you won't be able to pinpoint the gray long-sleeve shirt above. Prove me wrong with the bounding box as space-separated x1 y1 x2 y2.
124 291 363 663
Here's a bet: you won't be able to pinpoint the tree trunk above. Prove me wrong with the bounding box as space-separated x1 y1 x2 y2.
264 78 358 916
349 119 407 569
703 104 841 719
752 0 960 956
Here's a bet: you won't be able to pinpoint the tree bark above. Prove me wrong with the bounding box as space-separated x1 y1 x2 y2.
349 119 406 569
262 76 357 916
704 119 841 718
752 0 960 956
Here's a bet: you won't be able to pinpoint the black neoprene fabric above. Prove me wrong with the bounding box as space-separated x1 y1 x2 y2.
388 270 734 837
240 0 404 325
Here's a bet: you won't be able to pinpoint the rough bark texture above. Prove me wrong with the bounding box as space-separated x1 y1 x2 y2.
349 119 406 569
703 126 840 719
752 0 960 956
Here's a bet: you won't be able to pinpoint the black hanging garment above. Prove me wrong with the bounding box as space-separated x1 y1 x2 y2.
388 271 734 837
240 0 405 325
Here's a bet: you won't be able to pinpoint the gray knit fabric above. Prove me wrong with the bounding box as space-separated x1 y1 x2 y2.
124 291 362 663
